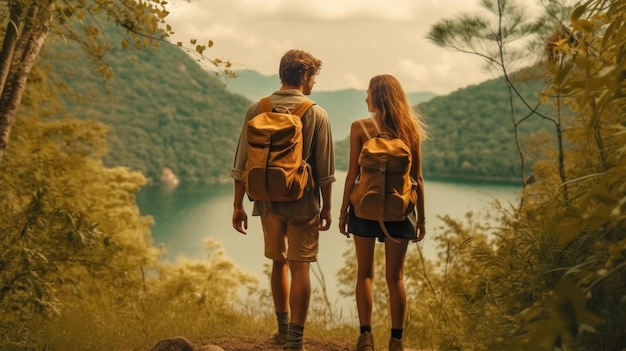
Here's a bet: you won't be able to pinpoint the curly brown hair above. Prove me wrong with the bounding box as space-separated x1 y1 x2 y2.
279 49 322 87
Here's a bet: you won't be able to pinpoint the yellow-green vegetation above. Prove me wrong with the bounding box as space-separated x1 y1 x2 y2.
40 21 250 184
0 68 350 350
0 88 256 349
344 0 623 349
1 0 625 350
416 70 559 183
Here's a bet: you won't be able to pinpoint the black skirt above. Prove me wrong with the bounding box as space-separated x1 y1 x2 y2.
347 206 417 242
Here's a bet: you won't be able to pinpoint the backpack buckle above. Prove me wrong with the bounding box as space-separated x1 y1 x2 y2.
264 129 273 145
380 156 388 172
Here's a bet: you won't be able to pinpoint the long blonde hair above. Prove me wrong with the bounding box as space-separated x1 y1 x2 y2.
368 74 427 150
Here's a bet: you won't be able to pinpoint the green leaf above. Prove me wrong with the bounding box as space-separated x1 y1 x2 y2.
573 56 597 71
592 185 618 206
586 204 612 231
559 221 581 244
553 277 603 337
570 4 587 21
565 206 582 218
554 63 574 86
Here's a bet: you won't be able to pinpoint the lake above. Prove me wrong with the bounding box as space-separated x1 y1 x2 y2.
136 171 520 314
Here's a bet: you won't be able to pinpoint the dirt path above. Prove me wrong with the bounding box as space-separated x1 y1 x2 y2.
203 336 351 350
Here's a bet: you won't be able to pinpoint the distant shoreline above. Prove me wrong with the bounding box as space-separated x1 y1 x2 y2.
145 172 522 187
424 174 522 186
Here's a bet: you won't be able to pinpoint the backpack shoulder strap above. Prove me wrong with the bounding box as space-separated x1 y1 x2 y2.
357 117 382 140
259 96 273 113
357 119 372 140
371 117 381 135
291 99 315 117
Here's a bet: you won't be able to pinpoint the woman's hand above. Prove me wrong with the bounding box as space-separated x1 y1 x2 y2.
414 223 426 242
338 211 350 238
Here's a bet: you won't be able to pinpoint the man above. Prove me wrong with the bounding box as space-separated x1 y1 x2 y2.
231 49 335 351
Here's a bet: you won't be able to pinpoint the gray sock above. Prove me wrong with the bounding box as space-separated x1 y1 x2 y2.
284 323 304 348
276 311 289 334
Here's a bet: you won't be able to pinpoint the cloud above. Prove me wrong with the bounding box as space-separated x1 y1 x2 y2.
322 71 366 92
164 0 543 95
233 0 422 22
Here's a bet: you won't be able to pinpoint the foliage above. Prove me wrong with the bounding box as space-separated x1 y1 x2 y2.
39 20 250 184
417 70 557 183
426 0 573 191
0 0 231 164
0 78 256 348
336 1 625 350
0 0 162 161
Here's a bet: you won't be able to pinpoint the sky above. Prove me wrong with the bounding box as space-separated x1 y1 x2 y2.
165 0 543 95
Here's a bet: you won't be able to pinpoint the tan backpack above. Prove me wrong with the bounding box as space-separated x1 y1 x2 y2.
243 96 315 202
350 118 417 238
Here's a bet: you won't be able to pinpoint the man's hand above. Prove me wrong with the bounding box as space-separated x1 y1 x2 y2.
318 207 331 231
232 207 248 234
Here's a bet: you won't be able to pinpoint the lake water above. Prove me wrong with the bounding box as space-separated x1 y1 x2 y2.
136 171 520 314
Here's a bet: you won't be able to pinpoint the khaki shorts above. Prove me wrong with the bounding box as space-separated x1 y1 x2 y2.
260 212 319 262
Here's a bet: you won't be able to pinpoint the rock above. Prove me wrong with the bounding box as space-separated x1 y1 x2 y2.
198 345 225 351
149 337 225 351
160 167 180 187
150 337 195 351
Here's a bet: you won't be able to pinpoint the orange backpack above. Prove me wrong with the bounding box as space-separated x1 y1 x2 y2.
243 97 315 202
350 118 417 238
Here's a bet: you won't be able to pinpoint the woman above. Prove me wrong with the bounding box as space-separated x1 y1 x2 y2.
338 74 427 351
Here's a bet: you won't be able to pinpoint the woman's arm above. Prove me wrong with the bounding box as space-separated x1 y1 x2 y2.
413 140 426 241
338 120 365 235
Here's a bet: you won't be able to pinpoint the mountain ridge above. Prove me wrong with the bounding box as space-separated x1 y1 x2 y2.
224 70 438 140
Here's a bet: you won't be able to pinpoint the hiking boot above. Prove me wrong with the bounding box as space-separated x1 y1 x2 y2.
355 331 374 351
283 336 306 351
388 338 403 351
272 330 287 344
282 343 306 351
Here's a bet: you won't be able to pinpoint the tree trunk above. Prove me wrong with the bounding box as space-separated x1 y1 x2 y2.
0 2 22 98
0 1 53 164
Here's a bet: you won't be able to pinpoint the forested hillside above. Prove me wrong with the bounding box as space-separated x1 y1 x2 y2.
42 24 250 183
41 23 552 185
418 69 555 182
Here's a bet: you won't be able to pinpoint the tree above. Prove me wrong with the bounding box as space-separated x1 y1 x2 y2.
333 1 624 349
399 1 626 349
0 71 256 347
0 0 228 164
426 0 571 199
524 1 626 347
